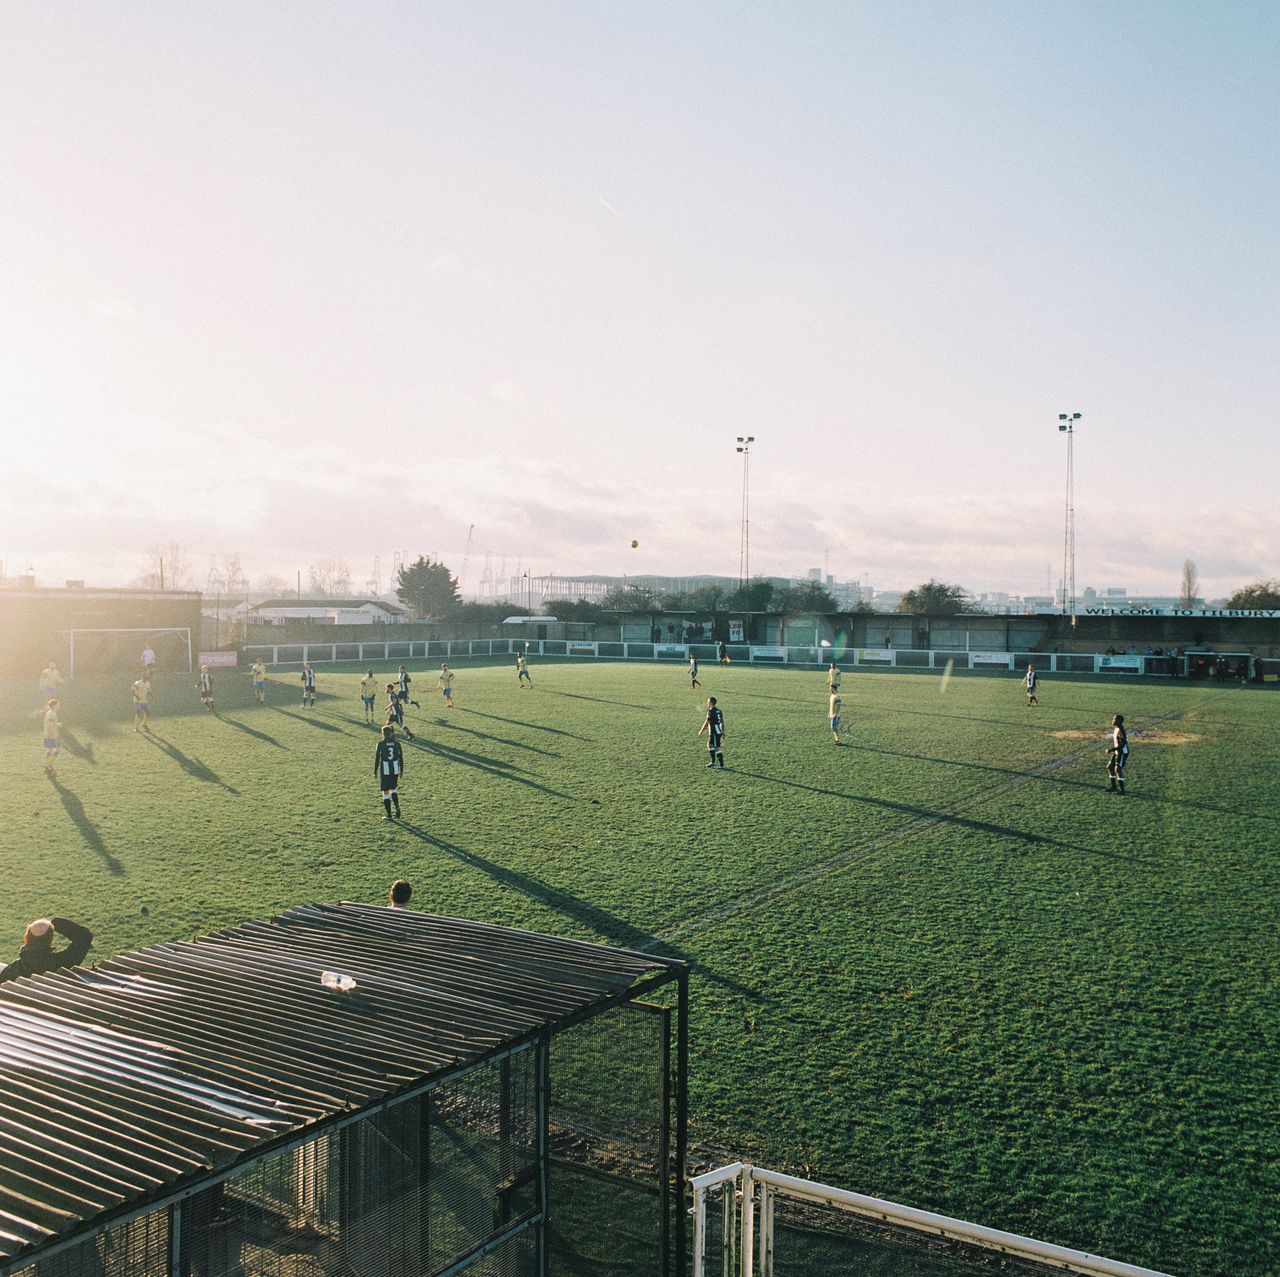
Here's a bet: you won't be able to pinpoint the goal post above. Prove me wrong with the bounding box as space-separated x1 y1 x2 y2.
66 627 194 678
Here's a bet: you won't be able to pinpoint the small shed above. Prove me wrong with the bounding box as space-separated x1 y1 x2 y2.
0 904 688 1277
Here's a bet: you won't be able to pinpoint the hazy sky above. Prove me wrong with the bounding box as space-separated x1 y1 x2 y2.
1 2 1276 598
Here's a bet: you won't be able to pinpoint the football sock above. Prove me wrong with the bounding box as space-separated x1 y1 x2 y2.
383 797 392 817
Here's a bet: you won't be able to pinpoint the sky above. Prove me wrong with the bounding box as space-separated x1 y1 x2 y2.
1 1 1276 600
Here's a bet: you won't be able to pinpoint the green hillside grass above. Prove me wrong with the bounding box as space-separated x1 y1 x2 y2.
1 659 1275 1275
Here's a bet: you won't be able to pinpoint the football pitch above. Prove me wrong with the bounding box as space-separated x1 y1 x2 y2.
1 659 1276 1275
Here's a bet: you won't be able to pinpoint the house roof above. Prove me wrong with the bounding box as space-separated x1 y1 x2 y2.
0 903 681 1266
255 598 405 611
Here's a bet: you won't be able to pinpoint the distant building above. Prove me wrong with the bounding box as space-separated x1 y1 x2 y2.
245 597 409 626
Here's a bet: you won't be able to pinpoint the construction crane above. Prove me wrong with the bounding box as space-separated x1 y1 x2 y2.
460 524 475 599
365 555 382 597
479 551 494 599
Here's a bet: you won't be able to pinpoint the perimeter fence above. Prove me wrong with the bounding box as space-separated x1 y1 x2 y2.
692 1163 1174 1277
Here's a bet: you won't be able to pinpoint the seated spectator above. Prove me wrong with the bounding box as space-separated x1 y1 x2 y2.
387 880 413 909
0 917 93 984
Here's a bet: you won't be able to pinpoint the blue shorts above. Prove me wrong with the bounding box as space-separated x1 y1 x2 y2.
44 737 61 752
254 680 266 690
441 686 452 697
42 684 58 697
830 717 840 730
362 695 375 706
134 702 150 713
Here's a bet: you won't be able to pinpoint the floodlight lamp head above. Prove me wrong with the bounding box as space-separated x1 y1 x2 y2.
1059 414 1069 421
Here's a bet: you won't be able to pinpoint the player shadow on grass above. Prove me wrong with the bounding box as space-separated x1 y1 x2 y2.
219 715 287 748
551 691 654 711
46 774 123 875
402 737 574 800
394 823 762 1000
142 733 240 795
60 728 97 765
273 707 357 736
732 769 1142 862
458 707 590 741
437 719 560 758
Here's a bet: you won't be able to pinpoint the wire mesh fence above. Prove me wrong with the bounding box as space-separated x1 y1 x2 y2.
547 1001 672 1276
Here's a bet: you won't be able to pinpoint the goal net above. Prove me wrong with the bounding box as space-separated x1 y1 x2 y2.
66 627 194 678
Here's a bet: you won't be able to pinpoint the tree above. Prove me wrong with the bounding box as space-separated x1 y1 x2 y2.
775 580 838 613
309 557 352 596
1225 579 1280 609
1179 559 1200 609
551 598 606 622
899 580 969 615
258 572 290 596
727 577 775 613
601 584 661 612
138 542 191 590
208 551 249 596
395 555 460 619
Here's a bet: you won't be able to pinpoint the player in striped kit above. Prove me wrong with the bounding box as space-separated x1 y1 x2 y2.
198 666 214 712
1023 664 1039 705
373 725 404 820
1106 714 1129 794
698 696 725 769
301 663 317 708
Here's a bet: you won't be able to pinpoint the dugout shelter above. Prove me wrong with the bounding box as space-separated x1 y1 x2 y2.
0 903 689 1277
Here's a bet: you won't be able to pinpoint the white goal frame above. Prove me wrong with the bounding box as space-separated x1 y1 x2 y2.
66 627 193 678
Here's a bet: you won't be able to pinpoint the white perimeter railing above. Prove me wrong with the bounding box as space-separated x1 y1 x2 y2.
690 1163 1176 1277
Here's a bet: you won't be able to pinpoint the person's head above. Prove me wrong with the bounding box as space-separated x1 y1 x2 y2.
1112 713 1125 727
382 725 394 739
398 664 406 672
23 919 54 950
47 698 58 709
303 661 311 670
386 683 395 692
366 669 373 678
388 879 412 907
707 696 717 707
200 664 208 673
441 663 449 671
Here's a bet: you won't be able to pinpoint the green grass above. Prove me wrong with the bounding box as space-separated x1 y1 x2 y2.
2 659 1277 1275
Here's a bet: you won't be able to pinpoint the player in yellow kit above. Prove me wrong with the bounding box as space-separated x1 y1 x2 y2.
131 676 152 732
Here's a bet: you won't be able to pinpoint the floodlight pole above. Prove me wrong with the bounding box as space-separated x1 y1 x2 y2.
1057 413 1081 625
736 437 754 592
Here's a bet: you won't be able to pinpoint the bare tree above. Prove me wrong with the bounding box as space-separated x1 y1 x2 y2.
1179 559 1200 608
207 552 250 596
138 542 191 590
309 557 352 596
258 572 289 596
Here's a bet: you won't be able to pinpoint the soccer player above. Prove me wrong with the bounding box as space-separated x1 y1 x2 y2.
301 663 317 708
396 665 420 707
1023 664 1039 706
829 692 842 745
516 652 532 688
198 665 215 712
141 645 157 678
689 655 701 689
698 696 725 769
373 725 404 820
251 659 268 703
438 664 455 708
131 675 152 732
42 699 61 775
39 662 63 700
827 662 841 693
716 640 728 667
385 684 415 739
359 669 380 724
1106 713 1129 794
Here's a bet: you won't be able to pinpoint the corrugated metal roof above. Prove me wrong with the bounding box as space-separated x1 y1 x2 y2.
0 903 680 1265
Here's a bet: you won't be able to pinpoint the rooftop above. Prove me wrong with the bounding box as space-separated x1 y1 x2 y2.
0 903 681 1266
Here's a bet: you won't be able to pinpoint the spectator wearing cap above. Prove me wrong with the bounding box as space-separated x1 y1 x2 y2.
0 917 93 984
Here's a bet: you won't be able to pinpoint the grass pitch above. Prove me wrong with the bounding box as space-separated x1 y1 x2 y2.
1 659 1276 1275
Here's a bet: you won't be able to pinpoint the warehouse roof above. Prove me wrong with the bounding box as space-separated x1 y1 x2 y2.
0 903 681 1265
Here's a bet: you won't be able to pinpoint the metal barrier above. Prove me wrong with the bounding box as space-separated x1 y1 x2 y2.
691 1163 1174 1277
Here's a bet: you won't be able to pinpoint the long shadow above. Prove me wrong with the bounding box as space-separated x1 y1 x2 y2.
391 823 755 1005
219 715 286 749
438 720 559 758
47 775 123 875
274 707 356 736
731 768 1143 863
142 733 240 794
458 707 590 742
59 728 97 765
551 691 653 711
402 737 574 800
